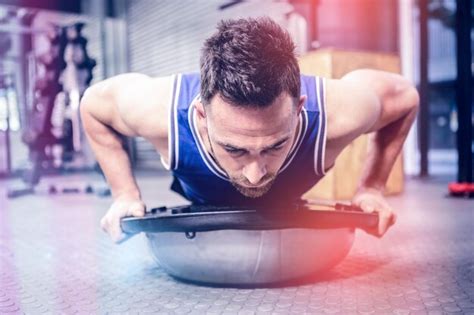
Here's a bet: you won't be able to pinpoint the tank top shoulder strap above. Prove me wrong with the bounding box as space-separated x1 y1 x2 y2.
164 73 201 171
300 74 328 176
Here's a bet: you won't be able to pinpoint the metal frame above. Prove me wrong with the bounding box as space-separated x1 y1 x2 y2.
418 0 430 177
455 0 473 183
0 73 14 177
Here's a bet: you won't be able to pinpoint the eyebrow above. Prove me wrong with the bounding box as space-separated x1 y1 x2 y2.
216 137 290 152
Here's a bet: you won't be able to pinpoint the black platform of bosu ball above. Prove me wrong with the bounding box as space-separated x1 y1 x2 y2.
121 202 378 286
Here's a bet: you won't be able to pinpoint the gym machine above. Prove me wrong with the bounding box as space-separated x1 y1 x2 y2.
6 19 108 198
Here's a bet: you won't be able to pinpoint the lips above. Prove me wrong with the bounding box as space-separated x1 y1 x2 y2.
240 181 271 189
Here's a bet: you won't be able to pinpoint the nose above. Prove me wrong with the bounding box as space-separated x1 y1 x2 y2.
242 160 267 185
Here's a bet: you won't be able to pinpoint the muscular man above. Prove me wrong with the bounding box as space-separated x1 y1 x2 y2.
80 18 419 243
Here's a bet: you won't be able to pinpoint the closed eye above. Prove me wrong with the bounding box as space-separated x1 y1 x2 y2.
263 146 284 154
224 147 247 156
218 137 289 157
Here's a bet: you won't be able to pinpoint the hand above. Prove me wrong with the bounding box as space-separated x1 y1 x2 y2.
351 187 397 237
100 195 146 243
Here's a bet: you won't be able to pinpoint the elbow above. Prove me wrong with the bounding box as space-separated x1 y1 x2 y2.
80 85 102 117
406 85 420 114
400 86 420 129
395 78 419 115
79 87 99 128
79 89 91 122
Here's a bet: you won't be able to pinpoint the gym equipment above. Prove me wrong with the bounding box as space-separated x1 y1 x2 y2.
0 30 13 177
121 202 378 286
448 0 473 198
448 182 474 198
6 181 111 198
7 21 101 199
0 73 14 177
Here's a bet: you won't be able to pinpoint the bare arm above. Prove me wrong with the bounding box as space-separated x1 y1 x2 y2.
326 69 419 236
326 69 419 191
340 69 419 191
80 73 173 242
80 73 172 199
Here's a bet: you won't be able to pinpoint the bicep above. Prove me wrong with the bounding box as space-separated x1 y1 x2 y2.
325 77 381 148
340 69 419 133
114 74 173 139
82 73 172 139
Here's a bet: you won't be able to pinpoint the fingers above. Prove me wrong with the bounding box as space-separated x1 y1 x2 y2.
377 210 394 236
129 201 146 217
359 200 375 213
100 200 146 243
356 201 396 237
352 189 397 238
100 214 124 243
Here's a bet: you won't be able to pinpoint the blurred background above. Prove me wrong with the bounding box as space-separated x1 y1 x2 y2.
0 0 472 194
1 2 472 312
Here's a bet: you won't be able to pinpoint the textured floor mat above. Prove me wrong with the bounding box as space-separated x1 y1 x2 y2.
0 174 473 314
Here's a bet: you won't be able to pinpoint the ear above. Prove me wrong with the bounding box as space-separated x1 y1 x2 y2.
195 100 207 119
296 95 306 115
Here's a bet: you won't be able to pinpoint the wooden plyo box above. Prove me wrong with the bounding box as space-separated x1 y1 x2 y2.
299 48 404 200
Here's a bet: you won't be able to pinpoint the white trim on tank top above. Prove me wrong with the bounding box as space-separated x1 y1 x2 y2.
313 76 328 176
159 74 181 170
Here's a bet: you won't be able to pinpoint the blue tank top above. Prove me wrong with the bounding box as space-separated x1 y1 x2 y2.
162 73 327 206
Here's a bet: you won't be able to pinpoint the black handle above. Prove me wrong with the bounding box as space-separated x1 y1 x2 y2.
121 205 379 235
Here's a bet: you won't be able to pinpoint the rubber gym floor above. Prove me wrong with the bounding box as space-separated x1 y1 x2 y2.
1 172 473 315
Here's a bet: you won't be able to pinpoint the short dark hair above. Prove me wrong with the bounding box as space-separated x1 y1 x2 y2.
200 17 300 108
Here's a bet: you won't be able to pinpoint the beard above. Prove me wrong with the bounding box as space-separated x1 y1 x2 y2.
230 174 277 198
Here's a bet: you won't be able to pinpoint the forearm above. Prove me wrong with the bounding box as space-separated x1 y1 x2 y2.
359 104 418 191
359 88 418 190
80 100 141 200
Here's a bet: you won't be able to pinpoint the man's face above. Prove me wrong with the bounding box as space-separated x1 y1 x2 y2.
196 93 305 198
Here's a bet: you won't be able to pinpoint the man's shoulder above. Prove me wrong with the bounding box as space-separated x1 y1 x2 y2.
324 77 379 144
115 74 175 140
